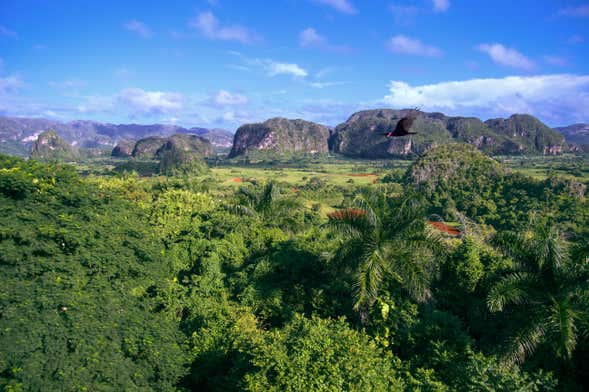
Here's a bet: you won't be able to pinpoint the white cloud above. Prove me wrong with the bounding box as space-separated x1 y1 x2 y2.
544 56 567 67
558 5 589 17
266 61 308 77
0 75 23 94
0 25 17 39
189 11 260 44
299 28 326 47
311 0 356 14
477 43 534 70
432 0 450 12
299 28 351 52
308 81 350 88
118 88 183 114
385 35 442 57
212 90 248 106
226 52 309 79
124 20 153 38
382 74 589 124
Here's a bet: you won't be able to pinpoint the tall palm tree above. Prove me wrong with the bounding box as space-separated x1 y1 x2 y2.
327 190 443 324
231 181 302 230
487 219 589 366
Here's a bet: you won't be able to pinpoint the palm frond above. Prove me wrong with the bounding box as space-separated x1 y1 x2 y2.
487 272 537 312
546 297 578 360
503 322 546 365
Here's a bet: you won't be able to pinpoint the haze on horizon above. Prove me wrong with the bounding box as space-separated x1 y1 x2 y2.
0 0 588 130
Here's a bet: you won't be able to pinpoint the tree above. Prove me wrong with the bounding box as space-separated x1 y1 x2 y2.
0 157 188 391
327 190 443 324
239 315 405 391
487 218 589 368
231 182 303 231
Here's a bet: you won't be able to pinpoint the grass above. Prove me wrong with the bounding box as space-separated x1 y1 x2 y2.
497 154 589 183
210 160 410 187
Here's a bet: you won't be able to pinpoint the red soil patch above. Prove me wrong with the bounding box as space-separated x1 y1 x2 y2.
347 173 377 177
328 208 367 220
428 221 460 236
232 177 243 182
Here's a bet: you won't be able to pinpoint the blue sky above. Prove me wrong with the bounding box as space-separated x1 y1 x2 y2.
1 0 588 130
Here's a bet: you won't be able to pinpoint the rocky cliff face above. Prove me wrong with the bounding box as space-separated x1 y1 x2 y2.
330 110 566 158
111 140 135 157
229 118 329 158
484 114 565 155
132 136 167 158
30 130 78 161
331 109 453 158
555 123 589 151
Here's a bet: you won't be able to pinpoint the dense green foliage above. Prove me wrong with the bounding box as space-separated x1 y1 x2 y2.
1 145 587 391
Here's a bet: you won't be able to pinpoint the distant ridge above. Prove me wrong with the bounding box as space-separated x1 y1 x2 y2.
555 123 589 150
0 116 233 155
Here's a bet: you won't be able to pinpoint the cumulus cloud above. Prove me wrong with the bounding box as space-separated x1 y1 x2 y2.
385 35 442 57
118 88 183 115
382 74 589 124
189 11 260 44
432 0 450 12
0 25 17 39
477 43 534 70
311 0 356 14
124 20 153 38
212 90 248 106
299 28 351 53
558 5 589 17
266 61 308 77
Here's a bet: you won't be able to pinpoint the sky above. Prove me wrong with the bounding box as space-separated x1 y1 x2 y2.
0 0 588 130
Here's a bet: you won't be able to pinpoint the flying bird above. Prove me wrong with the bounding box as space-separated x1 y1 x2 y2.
382 109 419 137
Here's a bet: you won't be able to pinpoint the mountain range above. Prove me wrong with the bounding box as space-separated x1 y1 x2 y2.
230 111 576 159
0 113 587 159
555 124 589 149
0 117 233 156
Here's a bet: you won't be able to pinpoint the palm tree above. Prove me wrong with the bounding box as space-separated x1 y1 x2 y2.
327 189 443 325
231 181 302 230
487 219 589 366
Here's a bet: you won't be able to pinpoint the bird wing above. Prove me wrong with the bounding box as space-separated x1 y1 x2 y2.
402 116 416 129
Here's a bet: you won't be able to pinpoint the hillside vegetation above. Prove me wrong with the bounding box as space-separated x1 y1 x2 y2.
1 143 588 391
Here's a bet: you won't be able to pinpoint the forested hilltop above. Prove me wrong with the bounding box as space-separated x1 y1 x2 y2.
1 144 588 391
